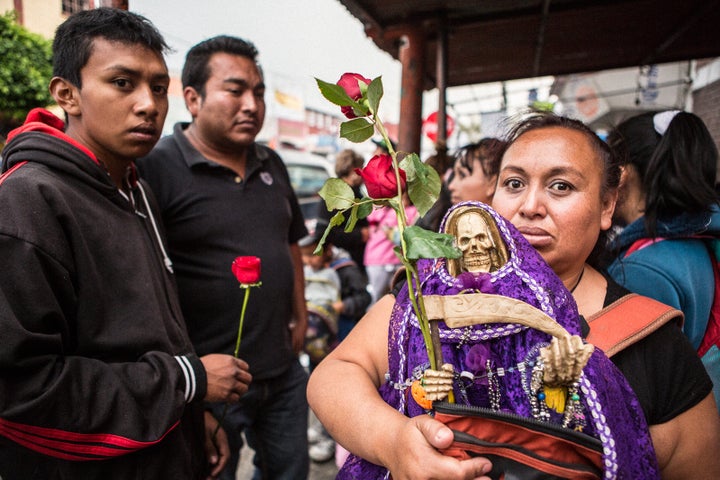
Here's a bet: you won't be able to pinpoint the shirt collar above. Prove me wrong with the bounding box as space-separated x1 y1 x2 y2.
174 122 265 176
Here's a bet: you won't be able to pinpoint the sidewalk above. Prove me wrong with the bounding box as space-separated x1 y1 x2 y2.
236 444 339 479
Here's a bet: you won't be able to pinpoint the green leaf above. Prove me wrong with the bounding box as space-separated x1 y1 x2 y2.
399 154 417 180
318 178 355 210
345 204 360 232
315 78 354 107
357 200 374 219
403 226 461 260
313 211 345 255
315 78 370 118
340 118 374 143
366 76 383 116
401 154 441 217
352 102 371 118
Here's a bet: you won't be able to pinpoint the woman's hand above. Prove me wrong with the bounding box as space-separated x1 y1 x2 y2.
383 415 493 480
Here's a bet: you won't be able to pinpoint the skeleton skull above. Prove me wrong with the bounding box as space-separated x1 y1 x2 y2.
456 211 496 273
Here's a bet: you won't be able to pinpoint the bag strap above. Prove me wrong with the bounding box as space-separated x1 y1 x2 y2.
624 237 664 257
624 235 714 258
585 293 683 357
330 257 355 271
698 237 720 356
624 234 720 356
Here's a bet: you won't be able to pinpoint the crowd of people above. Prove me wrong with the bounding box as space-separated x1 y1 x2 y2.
1 6 719 480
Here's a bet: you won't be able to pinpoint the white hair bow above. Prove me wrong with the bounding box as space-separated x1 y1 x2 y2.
653 110 681 136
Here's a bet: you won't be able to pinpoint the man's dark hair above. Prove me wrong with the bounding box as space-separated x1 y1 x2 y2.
52 7 169 88
182 35 260 96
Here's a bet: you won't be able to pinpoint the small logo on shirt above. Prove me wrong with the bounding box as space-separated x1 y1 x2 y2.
260 172 274 186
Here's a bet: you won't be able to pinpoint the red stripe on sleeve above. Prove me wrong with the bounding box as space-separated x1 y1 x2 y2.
0 417 179 461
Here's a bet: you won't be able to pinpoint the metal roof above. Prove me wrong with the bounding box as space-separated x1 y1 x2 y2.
337 0 720 89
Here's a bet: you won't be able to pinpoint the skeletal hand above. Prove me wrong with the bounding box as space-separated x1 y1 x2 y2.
421 363 455 401
539 335 594 386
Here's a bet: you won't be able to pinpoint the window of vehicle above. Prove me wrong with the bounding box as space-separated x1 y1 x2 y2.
278 149 335 232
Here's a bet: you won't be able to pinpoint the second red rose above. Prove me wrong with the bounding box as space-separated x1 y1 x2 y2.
355 154 406 199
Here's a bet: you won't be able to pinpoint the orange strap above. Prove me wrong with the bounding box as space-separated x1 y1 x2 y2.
585 294 683 357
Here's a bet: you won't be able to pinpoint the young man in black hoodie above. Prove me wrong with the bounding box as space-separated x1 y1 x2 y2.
0 8 251 480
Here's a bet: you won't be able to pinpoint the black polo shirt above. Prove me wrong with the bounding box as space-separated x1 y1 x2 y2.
137 123 307 379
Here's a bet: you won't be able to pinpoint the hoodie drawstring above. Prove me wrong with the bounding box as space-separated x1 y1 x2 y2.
136 182 174 274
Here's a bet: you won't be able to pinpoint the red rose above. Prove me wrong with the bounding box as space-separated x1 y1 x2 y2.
337 72 371 119
355 154 406 199
231 256 261 285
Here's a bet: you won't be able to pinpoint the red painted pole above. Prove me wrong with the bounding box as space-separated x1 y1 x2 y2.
398 26 425 157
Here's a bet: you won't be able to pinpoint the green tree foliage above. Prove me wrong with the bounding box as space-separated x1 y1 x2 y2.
0 11 54 138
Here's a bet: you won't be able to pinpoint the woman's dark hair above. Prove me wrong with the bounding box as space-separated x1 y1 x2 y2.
609 111 718 237
182 35 260 96
454 137 507 179
52 7 169 88
502 111 623 268
606 112 657 183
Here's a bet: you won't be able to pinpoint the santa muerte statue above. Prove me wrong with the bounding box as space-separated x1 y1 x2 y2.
338 202 659 480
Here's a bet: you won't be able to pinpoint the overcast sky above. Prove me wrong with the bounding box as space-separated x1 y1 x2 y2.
131 0 402 117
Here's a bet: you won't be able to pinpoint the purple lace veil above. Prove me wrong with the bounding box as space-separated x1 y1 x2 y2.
338 201 659 480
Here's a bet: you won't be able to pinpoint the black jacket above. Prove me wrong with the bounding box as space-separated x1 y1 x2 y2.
0 109 207 479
